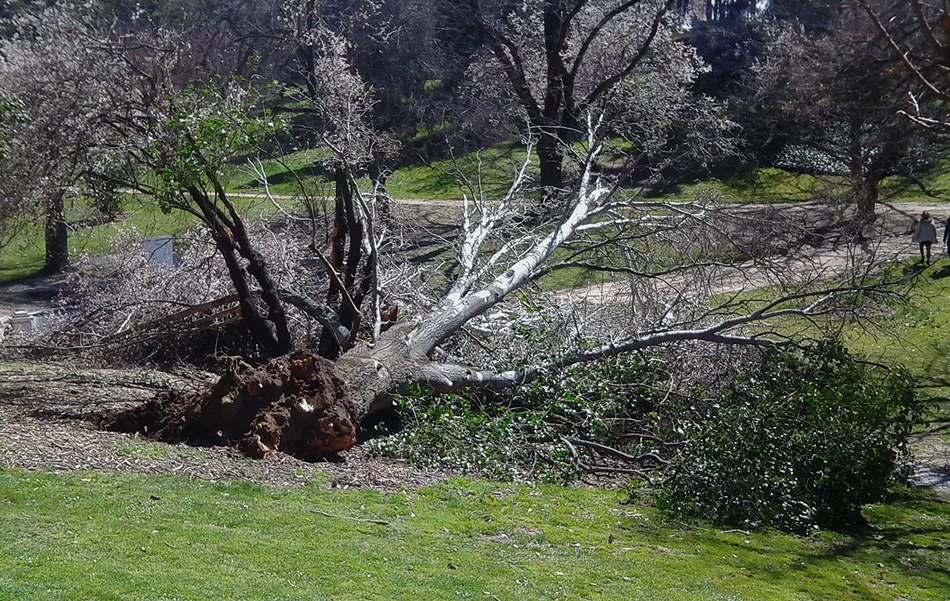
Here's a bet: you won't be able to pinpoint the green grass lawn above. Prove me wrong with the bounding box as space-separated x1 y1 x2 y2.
844 257 950 447
672 164 950 205
0 193 284 283
224 142 535 200
0 470 948 601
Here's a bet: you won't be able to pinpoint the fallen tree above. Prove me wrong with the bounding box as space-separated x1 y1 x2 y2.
89 127 907 459
1 4 911 462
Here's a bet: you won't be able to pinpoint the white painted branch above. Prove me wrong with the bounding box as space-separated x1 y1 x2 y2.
345 170 383 343
445 147 534 305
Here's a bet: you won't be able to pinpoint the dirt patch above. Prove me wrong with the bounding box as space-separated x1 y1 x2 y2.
0 361 442 489
95 352 359 462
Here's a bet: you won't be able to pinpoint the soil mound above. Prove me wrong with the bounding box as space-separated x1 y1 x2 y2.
96 351 358 461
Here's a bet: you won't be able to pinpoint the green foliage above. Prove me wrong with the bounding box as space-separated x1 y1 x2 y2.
369 354 667 482
663 340 922 533
150 83 285 212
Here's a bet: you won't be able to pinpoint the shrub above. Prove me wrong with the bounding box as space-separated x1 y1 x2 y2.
367 353 669 482
662 340 921 533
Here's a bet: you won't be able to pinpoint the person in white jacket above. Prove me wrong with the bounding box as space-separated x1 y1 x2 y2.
912 211 938 265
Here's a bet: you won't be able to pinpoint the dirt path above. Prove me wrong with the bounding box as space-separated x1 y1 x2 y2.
0 275 66 316
561 200 944 304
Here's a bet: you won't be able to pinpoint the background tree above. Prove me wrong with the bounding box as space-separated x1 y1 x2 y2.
273 0 466 193
859 0 950 133
0 4 125 273
0 92 28 250
737 3 935 221
452 0 700 196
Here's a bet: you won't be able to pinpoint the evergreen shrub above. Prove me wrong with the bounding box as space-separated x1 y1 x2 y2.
663 340 921 533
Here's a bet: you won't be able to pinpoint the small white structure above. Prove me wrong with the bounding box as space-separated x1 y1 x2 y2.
143 236 175 266
8 310 46 333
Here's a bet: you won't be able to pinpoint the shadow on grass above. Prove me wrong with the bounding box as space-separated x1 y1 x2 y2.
931 264 950 279
231 162 331 191
0 264 45 285
791 490 950 595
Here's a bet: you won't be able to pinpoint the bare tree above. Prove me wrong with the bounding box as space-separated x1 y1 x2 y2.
0 4 126 274
858 0 950 133
85 113 904 461
270 11 400 358
739 4 937 221
455 0 697 196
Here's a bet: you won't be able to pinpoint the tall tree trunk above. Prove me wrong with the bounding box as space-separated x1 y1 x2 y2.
852 176 879 234
42 191 68 274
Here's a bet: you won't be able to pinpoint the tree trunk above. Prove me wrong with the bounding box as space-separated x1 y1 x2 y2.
214 234 285 358
226 210 293 356
42 191 68 274
318 167 360 359
189 184 290 358
848 121 877 224
852 176 879 225
537 128 565 195
367 157 394 217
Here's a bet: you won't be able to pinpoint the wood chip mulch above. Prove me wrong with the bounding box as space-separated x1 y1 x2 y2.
0 364 444 491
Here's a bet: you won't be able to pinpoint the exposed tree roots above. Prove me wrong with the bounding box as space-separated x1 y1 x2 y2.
94 351 359 461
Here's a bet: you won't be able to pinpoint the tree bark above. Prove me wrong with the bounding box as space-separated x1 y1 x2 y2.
42 190 68 274
852 175 879 225
848 121 878 223
188 184 291 358
537 128 565 195
319 167 365 359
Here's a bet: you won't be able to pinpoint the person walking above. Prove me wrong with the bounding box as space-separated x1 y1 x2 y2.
944 215 950 258
913 211 938 265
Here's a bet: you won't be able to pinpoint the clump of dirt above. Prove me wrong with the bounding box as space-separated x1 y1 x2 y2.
96 351 359 461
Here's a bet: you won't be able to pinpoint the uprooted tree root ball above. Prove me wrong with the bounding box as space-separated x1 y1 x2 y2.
94 352 359 461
